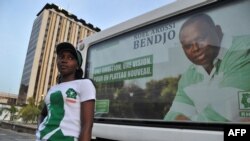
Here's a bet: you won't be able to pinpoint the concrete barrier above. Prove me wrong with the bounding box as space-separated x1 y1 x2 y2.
0 121 36 134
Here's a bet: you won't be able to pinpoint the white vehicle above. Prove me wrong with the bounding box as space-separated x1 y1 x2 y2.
78 0 250 140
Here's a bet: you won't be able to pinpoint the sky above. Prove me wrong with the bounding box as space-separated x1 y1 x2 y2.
0 0 175 95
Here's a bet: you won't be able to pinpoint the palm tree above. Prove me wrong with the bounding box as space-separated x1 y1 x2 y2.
18 97 41 123
0 105 18 121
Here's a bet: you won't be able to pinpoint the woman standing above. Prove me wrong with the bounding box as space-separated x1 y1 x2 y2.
36 42 96 141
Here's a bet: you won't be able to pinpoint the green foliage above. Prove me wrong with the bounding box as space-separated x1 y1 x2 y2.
0 104 18 121
37 99 45 111
19 105 40 123
95 76 180 119
18 97 41 123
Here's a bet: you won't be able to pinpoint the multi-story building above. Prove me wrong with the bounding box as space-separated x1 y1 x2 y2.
0 92 17 105
17 3 100 105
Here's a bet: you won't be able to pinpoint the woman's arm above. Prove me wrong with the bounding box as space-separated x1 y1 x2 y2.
38 105 47 126
79 99 95 141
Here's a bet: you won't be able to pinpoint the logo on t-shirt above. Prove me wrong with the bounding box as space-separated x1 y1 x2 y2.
66 88 77 103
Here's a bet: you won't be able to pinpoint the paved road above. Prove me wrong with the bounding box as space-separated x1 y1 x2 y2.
0 128 35 141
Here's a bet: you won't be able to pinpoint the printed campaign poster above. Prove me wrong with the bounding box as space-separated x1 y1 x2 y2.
87 0 250 123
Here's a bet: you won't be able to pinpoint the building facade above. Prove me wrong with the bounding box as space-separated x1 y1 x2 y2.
17 3 100 105
0 92 17 105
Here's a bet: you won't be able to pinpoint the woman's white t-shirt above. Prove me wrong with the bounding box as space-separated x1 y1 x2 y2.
36 79 96 140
